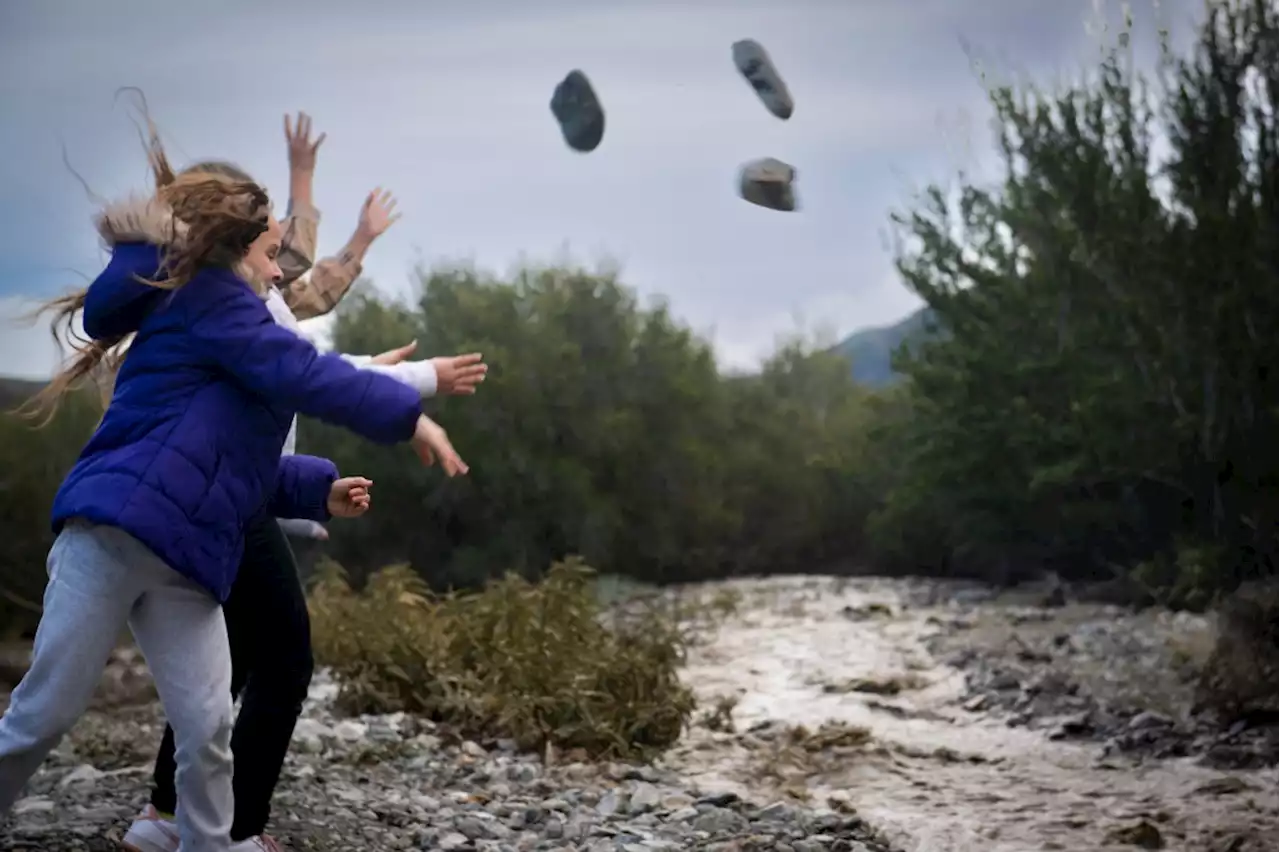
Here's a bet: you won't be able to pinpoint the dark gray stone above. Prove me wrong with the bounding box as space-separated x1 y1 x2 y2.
550 69 606 153
732 39 795 120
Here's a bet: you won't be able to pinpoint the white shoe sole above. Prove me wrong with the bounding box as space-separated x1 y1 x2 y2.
121 825 179 852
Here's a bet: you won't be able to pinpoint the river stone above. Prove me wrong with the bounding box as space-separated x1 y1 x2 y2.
57 764 104 787
732 39 794 120
739 157 798 212
437 831 469 850
596 788 621 816
693 806 747 834
629 782 661 812
550 69 606 153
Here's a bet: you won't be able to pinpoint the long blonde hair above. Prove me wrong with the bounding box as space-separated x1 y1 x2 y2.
17 114 272 426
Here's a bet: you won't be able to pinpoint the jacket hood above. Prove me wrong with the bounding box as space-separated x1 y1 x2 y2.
81 195 182 341
82 195 261 341
94 194 186 248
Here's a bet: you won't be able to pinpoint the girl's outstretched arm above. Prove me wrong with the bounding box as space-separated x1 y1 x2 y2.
342 354 439 397
184 267 422 445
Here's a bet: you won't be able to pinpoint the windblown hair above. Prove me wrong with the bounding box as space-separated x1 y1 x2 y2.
17 114 272 427
183 160 255 182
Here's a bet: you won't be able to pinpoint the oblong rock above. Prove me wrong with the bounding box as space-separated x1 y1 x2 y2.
732 40 794 120
739 157 798 212
550 69 606 153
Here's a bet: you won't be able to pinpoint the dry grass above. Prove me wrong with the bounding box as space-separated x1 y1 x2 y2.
696 693 741 733
308 558 696 760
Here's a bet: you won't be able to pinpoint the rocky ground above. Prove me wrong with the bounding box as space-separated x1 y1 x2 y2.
913 582 1279 771
1 576 1276 852
0 667 896 852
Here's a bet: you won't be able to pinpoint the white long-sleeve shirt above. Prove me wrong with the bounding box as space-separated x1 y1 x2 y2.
263 286 437 536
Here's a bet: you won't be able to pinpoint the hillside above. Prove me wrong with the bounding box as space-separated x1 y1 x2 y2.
0 377 41 410
831 307 932 387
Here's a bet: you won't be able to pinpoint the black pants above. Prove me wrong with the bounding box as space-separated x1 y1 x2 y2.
150 513 314 841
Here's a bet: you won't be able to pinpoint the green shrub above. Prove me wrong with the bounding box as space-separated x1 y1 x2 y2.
308 557 695 760
1130 540 1227 612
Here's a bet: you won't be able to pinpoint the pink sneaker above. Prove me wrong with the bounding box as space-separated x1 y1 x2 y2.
120 805 179 852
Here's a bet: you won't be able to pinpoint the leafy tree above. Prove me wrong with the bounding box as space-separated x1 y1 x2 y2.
874 0 1277 601
300 264 870 590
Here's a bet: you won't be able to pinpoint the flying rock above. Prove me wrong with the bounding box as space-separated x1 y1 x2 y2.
550 69 606 153
739 157 798 212
732 40 794 120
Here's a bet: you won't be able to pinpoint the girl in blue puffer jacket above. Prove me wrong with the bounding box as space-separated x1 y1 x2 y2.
0 139 467 852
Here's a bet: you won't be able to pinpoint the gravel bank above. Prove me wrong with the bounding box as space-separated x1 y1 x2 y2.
1 670 896 852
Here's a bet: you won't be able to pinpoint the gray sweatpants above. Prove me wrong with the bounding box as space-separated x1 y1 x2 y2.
0 521 234 852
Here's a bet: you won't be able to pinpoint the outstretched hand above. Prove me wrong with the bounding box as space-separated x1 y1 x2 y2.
369 345 487 396
411 415 468 476
432 353 487 395
327 476 372 518
371 340 418 366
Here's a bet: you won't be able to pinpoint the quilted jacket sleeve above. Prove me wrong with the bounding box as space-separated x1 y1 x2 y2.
184 269 423 445
81 243 167 340
270 454 338 521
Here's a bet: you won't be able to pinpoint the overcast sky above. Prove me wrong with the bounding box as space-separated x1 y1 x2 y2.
0 0 1196 378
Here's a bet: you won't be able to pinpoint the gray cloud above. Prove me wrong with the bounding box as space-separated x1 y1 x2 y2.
0 0 1194 377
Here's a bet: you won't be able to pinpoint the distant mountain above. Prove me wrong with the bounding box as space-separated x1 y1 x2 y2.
832 307 933 387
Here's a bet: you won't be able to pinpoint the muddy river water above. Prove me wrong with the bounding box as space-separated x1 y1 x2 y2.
655 576 1277 852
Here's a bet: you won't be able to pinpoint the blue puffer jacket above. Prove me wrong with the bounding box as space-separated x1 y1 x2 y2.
52 203 423 602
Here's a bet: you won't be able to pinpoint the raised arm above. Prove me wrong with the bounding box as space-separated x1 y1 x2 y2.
275 111 402 320
280 188 400 321
279 237 363 321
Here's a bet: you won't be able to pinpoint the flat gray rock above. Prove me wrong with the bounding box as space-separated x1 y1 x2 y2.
732 39 794 120
739 157 798 212
550 69 606 153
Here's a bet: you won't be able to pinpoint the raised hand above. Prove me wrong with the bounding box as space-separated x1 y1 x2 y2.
284 111 326 176
356 188 401 242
